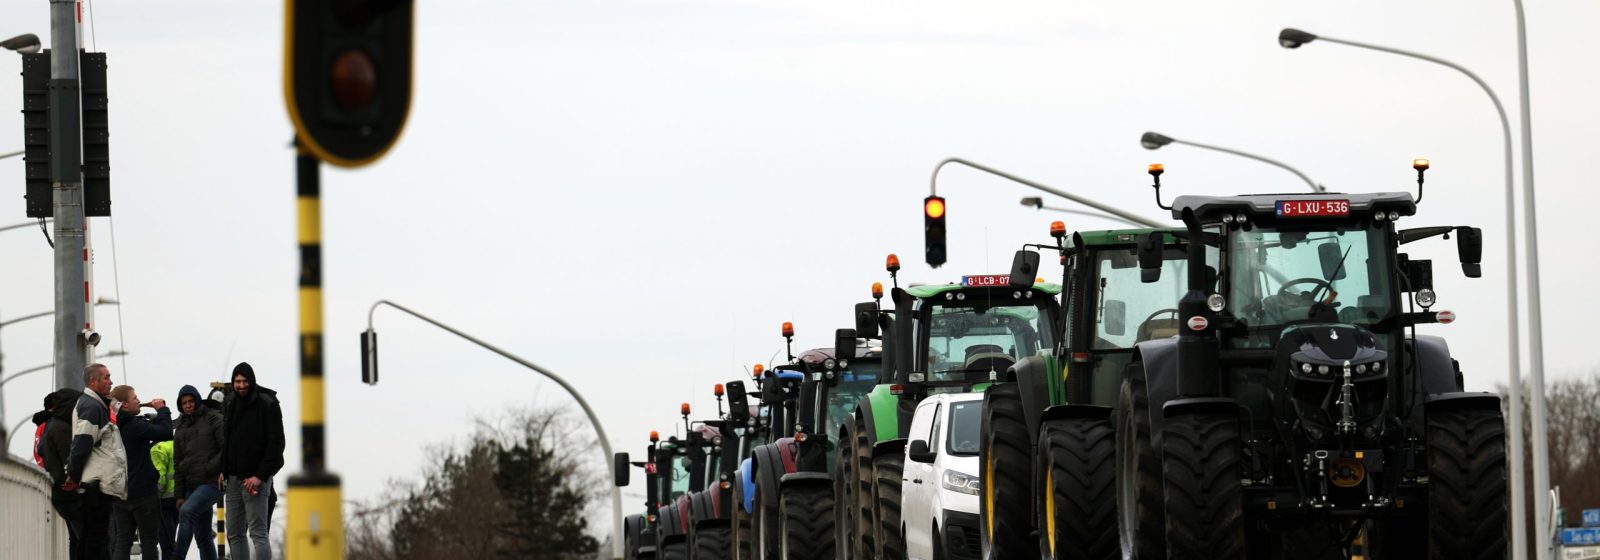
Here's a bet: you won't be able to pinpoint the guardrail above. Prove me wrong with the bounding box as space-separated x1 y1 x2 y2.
1 453 68 559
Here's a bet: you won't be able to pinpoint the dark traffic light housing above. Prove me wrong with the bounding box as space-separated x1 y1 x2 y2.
286 0 414 168
924 195 947 268
20 51 111 217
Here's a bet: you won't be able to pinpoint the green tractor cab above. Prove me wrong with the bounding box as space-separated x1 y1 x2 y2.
1116 165 1501 559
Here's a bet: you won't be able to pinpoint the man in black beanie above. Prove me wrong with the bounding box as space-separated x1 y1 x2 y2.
220 362 284 560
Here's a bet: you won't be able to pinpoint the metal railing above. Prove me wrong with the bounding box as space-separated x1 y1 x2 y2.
1 453 69 559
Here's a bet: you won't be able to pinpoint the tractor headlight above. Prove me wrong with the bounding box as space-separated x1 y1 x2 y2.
1207 294 1227 313
942 470 980 495
1317 364 1331 376
824 358 837 370
1415 288 1437 309
1300 363 1313 374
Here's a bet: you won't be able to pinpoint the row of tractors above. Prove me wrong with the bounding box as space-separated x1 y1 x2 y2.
615 165 1510 560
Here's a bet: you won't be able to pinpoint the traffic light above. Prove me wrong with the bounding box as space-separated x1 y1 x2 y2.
924 195 947 268
285 0 414 168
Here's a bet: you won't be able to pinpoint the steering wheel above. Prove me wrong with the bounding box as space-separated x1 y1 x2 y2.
1277 277 1334 301
1143 308 1179 323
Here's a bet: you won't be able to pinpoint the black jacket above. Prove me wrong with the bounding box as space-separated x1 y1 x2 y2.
222 363 286 481
116 406 174 499
40 388 83 489
173 384 225 497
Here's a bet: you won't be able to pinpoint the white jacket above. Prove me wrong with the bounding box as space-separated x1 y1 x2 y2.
71 388 128 500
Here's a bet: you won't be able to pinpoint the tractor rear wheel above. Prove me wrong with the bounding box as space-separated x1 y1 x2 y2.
1423 407 1508 560
874 452 907 560
780 483 836 560
835 430 855 560
662 541 690 560
694 525 732 560
1037 416 1118 560
732 477 753 560
1159 410 1245 560
979 383 1032 560
1114 364 1166 559
753 491 780 560
853 417 877 559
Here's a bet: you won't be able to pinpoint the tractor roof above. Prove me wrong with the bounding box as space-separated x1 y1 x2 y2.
1076 228 1182 247
1170 192 1416 222
906 282 1062 299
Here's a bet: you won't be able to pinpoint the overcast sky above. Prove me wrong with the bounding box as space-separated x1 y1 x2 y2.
2 0 1596 540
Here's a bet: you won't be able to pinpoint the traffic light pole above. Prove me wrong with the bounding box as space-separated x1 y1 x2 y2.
287 150 344 557
929 157 1164 228
48 0 91 391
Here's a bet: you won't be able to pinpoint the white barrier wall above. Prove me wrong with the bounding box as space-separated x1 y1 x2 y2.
1 454 68 560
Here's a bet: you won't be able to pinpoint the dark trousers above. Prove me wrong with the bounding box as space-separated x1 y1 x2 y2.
50 490 83 560
81 488 112 560
159 497 178 559
111 494 161 560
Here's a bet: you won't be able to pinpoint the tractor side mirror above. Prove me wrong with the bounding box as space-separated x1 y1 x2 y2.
854 302 879 339
835 329 857 362
613 453 630 487
1137 233 1164 283
726 381 750 425
1318 242 1348 281
1009 250 1039 290
908 440 936 463
1457 227 1483 278
1104 299 1128 337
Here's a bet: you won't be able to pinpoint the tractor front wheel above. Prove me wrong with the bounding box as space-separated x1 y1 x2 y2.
873 452 907 560
1114 364 1166 559
1423 407 1508 560
1037 416 1118 560
780 484 836 560
732 478 753 560
979 383 1032 560
1159 410 1245 560
835 431 856 560
853 417 877 559
694 525 732 560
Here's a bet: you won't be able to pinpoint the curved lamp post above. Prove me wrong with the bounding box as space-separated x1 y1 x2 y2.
930 157 1163 228
1017 197 1143 227
1139 131 1324 193
1279 26 1538 558
363 300 623 558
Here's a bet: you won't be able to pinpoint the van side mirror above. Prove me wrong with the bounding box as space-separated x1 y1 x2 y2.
1457 227 1482 278
908 440 935 463
726 381 750 425
1104 300 1127 337
1137 233 1164 283
613 453 630 486
835 328 857 362
1009 250 1039 289
854 303 879 339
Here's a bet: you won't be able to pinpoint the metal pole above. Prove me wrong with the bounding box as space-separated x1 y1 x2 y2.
1513 2 1552 557
1166 138 1324 193
1310 33 1525 558
287 150 344 558
930 157 1166 228
48 0 89 392
0 149 22 160
367 300 625 559
1032 204 1147 228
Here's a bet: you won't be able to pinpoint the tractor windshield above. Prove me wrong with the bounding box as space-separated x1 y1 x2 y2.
667 452 692 500
826 362 881 434
1226 226 1393 337
923 299 1054 383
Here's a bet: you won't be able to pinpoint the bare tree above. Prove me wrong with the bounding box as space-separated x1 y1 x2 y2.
1500 368 1600 554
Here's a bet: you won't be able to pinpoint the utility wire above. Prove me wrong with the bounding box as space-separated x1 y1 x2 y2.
86 0 98 52
38 217 53 248
108 215 127 380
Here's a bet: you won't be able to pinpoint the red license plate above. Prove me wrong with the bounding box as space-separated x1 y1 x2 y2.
961 275 1010 287
1276 199 1350 217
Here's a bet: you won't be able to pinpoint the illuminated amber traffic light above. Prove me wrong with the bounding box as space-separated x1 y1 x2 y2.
924 195 947 268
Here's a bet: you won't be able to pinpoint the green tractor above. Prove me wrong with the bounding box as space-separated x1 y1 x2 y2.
1113 163 1503 559
976 222 1194 560
839 254 1059 559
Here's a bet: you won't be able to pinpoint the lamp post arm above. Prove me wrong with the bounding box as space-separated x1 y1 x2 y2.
1168 138 1323 193
0 150 22 160
0 363 56 391
0 311 54 328
366 300 624 558
1317 36 1513 139
931 157 1165 228
0 220 47 234
1036 205 1149 228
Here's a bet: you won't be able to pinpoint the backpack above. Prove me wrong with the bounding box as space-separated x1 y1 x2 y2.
32 420 48 470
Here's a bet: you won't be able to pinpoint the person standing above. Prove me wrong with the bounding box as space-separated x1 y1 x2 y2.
221 362 284 560
109 385 171 560
41 387 88 559
68 363 127 560
151 439 178 559
173 384 225 560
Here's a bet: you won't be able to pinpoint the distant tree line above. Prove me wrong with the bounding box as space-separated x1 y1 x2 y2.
1502 369 1600 555
346 406 601 560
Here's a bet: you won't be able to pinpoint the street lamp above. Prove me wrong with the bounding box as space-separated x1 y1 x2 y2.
1 33 41 54
0 350 126 448
1139 131 1324 193
930 157 1164 228
1018 196 1145 227
362 300 624 559
1279 26 1536 558
1 299 121 433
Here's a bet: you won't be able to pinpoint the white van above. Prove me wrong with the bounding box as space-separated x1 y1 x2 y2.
901 392 984 560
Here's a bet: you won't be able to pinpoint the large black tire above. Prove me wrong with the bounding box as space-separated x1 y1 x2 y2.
662 541 690 560
1114 364 1166 559
694 525 732 560
873 453 906 560
1160 411 1245 560
753 490 781 560
1037 416 1118 560
780 483 836 560
852 416 876 559
979 383 1033 560
835 429 856 560
1424 407 1508 560
732 481 753 560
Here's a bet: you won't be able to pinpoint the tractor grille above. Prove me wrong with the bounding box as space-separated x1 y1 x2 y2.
942 511 982 559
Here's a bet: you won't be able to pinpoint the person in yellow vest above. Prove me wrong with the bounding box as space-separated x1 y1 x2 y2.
152 439 177 559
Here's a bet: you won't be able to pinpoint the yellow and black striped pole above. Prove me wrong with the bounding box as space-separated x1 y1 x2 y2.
287 149 344 557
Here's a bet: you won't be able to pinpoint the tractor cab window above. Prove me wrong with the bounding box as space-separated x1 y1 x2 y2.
1093 247 1193 350
667 452 691 500
1226 226 1392 340
922 299 1053 383
826 362 880 434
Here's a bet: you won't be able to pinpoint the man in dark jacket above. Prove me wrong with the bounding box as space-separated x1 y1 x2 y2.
40 387 88 559
222 362 284 560
173 384 225 560
109 384 172 560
